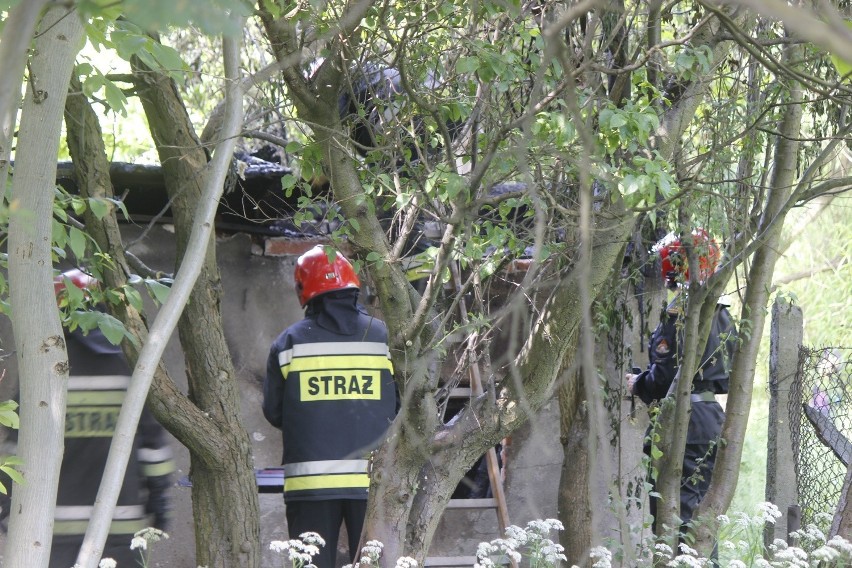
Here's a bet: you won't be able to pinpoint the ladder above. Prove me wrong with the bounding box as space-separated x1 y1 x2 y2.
424 264 513 568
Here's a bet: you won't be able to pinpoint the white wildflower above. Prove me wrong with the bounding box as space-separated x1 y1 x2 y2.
504 525 529 545
269 540 291 553
589 545 612 568
677 542 698 557
770 538 789 552
134 527 169 544
654 542 674 558
756 502 782 524
540 543 567 564
753 558 772 567
299 532 326 548
474 559 496 568
130 536 147 551
716 514 730 524
733 511 751 529
526 519 560 536
666 554 705 567
812 545 840 562
491 537 519 555
395 556 418 568
476 542 496 557
290 551 314 565
826 534 852 556
360 541 384 559
727 561 746 568
98 559 117 568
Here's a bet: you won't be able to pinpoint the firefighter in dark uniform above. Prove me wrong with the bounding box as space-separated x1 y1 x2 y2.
263 246 397 568
625 230 737 538
52 269 176 567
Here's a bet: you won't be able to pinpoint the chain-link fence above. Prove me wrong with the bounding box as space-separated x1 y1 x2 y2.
789 346 852 527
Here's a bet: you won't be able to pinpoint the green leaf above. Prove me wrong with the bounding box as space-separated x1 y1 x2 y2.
146 279 171 305
149 42 190 82
97 313 127 345
0 463 25 486
71 197 88 216
114 199 130 221
609 114 627 128
103 80 128 115
123 285 144 311
87 198 110 220
119 0 252 36
82 74 106 98
830 21 852 82
281 174 297 198
456 56 480 74
69 226 88 260
0 400 19 429
112 30 148 60
260 0 282 18
75 62 94 76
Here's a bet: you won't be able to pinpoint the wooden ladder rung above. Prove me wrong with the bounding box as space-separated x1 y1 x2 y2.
445 498 497 510
423 556 478 567
449 387 472 398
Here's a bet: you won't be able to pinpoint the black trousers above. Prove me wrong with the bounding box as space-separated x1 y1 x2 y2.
286 499 367 568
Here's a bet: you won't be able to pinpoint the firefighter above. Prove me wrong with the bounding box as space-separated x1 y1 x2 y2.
625 230 737 539
263 246 397 568
52 269 175 567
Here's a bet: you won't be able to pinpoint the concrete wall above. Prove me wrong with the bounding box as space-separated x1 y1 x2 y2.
765 297 803 546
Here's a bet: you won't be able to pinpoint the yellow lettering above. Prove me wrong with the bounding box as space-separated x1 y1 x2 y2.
64 405 120 438
300 371 382 401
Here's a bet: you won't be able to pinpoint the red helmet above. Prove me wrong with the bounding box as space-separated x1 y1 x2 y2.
653 229 719 286
294 246 360 307
53 268 98 296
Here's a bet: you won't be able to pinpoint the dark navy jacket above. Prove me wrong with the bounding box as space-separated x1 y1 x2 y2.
51 325 175 568
263 294 397 502
632 296 737 444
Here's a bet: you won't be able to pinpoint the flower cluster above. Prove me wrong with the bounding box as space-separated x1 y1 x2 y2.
130 527 170 552
269 532 325 568
342 539 419 568
475 519 566 568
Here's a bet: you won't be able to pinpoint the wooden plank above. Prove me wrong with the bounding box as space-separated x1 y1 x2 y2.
449 388 472 398
446 498 497 510
423 556 478 567
803 404 852 466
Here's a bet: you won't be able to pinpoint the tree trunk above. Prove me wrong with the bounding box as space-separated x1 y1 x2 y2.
4 7 84 568
64 43 254 564
691 32 805 555
0 0 50 192
559 383 592 565
130 43 261 568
